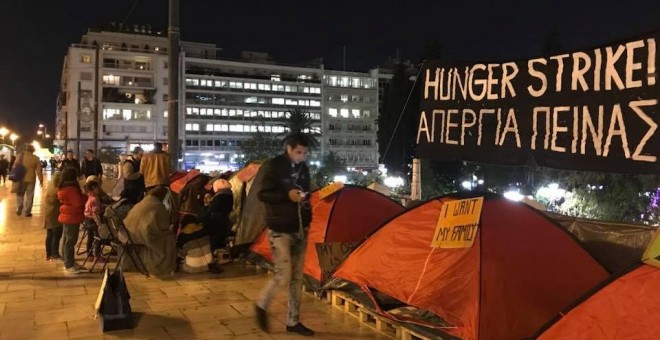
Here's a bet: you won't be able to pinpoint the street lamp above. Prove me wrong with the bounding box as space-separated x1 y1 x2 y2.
0 127 8 142
9 134 18 145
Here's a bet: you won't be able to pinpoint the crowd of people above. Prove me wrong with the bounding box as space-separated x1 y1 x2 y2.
8 142 234 277
8 133 317 336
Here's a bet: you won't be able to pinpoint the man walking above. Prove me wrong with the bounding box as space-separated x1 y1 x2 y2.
139 142 172 192
255 133 314 337
0 154 9 185
60 150 81 176
81 149 103 183
15 145 43 217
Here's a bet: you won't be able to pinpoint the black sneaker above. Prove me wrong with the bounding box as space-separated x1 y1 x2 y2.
255 304 268 333
16 210 21 216
286 323 315 337
25 213 32 217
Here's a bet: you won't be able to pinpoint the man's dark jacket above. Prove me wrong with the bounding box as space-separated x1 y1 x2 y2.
258 154 312 233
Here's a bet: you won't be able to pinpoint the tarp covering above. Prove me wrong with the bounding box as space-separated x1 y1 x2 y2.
546 212 656 273
537 264 660 340
231 162 265 250
249 185 404 287
329 196 609 340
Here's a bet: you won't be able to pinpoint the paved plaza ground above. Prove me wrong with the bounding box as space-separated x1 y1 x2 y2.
0 174 388 339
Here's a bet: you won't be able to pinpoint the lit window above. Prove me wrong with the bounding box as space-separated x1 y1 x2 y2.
229 110 236 116
340 77 350 87
352 78 361 88
286 99 298 106
192 107 199 115
271 74 281 82
220 124 228 132
193 124 199 131
230 124 242 132
352 109 360 118
192 79 199 86
285 85 297 92
341 95 348 103
328 108 338 118
221 109 228 116
245 96 258 104
186 108 192 115
310 100 320 107
206 124 213 131
340 109 349 118
201 80 208 87
329 76 338 87
272 98 285 105
102 75 120 86
82 55 92 64
214 109 221 116
163 110 168 118
363 110 371 118
237 109 243 117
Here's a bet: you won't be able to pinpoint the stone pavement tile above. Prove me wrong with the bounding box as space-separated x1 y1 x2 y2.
104 326 171 340
160 283 211 298
165 319 233 339
35 305 94 326
62 293 97 308
181 304 242 322
220 316 282 336
193 290 249 306
145 297 202 312
0 289 34 302
35 285 87 298
58 276 102 287
132 310 189 330
66 318 103 339
4 296 62 313
129 290 168 302
0 303 4 317
0 321 68 340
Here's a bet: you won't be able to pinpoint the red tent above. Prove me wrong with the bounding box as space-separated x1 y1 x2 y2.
330 196 610 340
537 263 660 339
249 185 404 288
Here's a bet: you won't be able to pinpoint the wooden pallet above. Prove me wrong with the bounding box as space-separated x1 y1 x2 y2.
329 290 440 340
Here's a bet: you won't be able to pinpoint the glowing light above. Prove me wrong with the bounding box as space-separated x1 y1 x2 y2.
333 175 348 183
504 190 524 201
384 176 404 188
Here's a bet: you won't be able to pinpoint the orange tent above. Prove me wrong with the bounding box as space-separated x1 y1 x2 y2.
249 185 404 288
329 196 610 340
536 263 660 339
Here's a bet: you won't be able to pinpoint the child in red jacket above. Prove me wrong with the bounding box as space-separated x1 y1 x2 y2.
58 168 87 274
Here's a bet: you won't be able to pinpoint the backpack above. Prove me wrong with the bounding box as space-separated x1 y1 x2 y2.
104 199 134 244
178 174 210 218
8 153 26 182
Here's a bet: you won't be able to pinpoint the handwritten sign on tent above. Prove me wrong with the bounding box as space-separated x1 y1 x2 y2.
316 242 358 280
318 182 345 200
417 32 659 174
432 197 484 248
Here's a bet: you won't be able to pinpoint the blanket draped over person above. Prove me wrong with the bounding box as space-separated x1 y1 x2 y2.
123 194 176 277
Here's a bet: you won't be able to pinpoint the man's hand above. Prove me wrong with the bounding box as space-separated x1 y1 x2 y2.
288 189 305 203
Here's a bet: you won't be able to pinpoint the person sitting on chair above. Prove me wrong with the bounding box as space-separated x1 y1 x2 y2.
123 186 176 278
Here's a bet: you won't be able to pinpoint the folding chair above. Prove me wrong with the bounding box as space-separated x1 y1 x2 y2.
75 226 89 256
106 215 150 277
81 216 115 273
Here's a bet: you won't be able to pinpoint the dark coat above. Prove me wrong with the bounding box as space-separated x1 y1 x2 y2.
257 154 312 233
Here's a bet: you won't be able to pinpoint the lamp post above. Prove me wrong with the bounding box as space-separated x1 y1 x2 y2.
9 133 18 146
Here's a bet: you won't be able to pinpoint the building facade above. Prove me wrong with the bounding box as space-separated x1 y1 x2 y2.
55 26 216 157
56 28 381 171
181 54 324 172
322 70 379 169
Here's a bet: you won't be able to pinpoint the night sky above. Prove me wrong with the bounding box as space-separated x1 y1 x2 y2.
0 0 658 141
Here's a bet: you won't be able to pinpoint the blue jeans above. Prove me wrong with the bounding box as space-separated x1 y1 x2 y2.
257 229 307 327
46 227 63 258
62 224 80 269
16 181 36 214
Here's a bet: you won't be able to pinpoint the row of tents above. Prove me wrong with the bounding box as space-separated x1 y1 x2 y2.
210 162 659 339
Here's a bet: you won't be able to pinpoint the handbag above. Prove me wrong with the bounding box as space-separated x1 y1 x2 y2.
95 268 133 332
8 153 26 182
